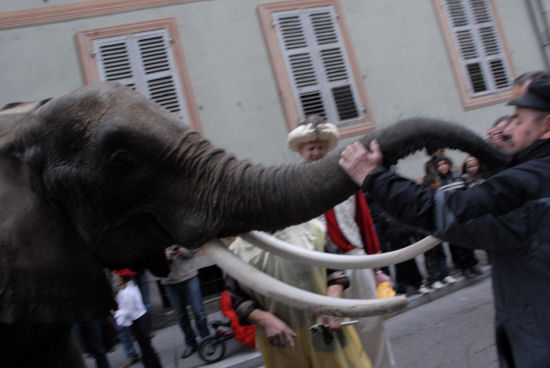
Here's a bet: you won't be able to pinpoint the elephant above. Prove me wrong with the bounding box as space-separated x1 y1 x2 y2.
0 82 509 365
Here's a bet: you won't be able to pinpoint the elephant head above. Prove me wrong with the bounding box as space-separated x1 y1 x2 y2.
0 82 510 326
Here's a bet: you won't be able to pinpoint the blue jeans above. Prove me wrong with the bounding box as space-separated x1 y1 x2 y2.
164 276 210 347
117 325 139 360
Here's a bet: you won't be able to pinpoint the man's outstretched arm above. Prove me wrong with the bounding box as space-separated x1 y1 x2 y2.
339 140 436 232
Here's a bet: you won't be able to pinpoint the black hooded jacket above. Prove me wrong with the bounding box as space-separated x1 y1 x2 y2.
362 139 550 368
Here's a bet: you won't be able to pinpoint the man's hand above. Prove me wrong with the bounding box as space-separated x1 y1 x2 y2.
339 140 383 185
316 315 342 331
249 310 297 349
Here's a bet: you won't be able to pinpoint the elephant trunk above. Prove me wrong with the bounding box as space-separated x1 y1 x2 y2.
174 131 357 239
178 117 510 243
366 117 510 169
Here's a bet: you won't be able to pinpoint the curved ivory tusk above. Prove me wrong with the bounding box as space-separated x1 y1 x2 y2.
242 231 441 269
202 239 407 317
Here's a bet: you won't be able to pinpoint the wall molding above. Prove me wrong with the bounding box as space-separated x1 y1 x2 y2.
0 0 200 29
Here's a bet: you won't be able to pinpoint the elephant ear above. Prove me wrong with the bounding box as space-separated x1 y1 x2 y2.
0 114 113 324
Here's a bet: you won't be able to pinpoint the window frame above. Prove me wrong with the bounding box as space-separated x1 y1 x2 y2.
258 0 374 137
433 0 515 110
76 17 203 134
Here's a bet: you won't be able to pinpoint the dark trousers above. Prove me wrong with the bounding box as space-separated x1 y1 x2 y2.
424 244 450 283
391 239 423 289
130 315 162 368
449 245 478 270
73 319 111 368
395 258 423 289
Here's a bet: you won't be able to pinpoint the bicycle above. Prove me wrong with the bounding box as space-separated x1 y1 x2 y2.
198 319 235 363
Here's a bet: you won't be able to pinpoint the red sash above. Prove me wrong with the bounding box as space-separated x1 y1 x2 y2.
325 191 381 255
219 291 256 348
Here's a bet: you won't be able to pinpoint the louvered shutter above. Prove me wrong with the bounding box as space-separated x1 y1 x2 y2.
93 29 189 122
273 6 364 126
442 0 511 96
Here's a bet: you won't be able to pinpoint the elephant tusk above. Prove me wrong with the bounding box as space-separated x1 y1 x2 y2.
201 239 407 317
241 231 441 269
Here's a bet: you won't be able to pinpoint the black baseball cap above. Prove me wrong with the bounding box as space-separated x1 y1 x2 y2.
508 79 550 111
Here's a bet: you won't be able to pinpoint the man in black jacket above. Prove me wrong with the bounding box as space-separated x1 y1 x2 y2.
338 79 550 368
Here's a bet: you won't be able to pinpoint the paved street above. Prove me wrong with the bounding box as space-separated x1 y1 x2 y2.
86 274 498 368
386 277 498 368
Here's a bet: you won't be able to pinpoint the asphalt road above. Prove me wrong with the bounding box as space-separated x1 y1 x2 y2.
386 277 498 368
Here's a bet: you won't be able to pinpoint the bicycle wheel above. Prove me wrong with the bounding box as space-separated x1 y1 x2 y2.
199 336 226 363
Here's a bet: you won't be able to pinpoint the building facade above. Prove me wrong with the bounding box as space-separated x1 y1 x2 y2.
1 0 548 309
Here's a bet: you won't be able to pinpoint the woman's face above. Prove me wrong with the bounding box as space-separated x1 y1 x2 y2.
436 160 450 175
465 157 479 175
299 140 328 163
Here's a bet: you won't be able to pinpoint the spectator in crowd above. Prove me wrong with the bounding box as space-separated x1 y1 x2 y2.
488 115 513 152
226 219 371 368
111 271 141 368
378 212 426 295
461 156 485 189
287 115 395 368
113 269 162 368
461 156 491 267
437 156 481 280
338 78 550 367
422 147 446 190
160 245 210 359
421 156 459 289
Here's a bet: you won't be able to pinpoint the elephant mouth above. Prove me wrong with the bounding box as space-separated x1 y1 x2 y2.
100 212 173 275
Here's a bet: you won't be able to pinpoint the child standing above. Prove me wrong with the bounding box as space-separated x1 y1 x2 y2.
113 268 162 368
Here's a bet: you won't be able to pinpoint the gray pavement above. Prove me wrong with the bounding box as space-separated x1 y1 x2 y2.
387 276 497 368
85 266 494 368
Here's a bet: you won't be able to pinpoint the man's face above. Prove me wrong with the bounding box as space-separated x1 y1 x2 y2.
502 107 549 152
299 140 328 163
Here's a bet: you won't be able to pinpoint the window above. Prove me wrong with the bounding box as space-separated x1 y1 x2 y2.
76 18 202 133
258 0 374 137
434 0 514 109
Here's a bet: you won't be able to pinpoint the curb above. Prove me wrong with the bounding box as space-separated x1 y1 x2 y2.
393 266 492 315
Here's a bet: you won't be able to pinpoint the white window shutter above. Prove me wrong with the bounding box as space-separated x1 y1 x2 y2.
273 6 364 126
93 30 189 123
443 0 511 96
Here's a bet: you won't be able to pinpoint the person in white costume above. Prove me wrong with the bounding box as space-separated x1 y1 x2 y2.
287 115 396 368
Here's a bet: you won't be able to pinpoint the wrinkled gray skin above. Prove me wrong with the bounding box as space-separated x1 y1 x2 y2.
0 82 510 365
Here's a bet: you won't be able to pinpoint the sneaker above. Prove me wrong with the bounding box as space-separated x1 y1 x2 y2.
443 275 457 284
418 285 432 294
181 345 197 359
431 281 445 289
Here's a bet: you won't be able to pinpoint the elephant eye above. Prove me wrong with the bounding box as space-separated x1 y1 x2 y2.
107 150 138 174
